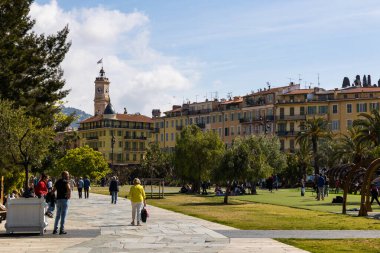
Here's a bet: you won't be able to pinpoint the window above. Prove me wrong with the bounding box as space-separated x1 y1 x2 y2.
231 126 234 135
118 130 122 136
319 106 328 114
212 116 216 123
370 102 379 111
155 134 159 142
230 113 234 121
118 141 122 148
224 114 228 121
133 154 137 161
125 153 130 161
331 120 340 131
300 107 305 115
224 128 229 136
171 133 174 141
237 113 241 120
171 120 174 127
160 134 164 142
290 139 295 152
165 121 168 128
307 106 317 115
332 105 338 114
219 115 222 122
218 128 222 137
357 103 367 113
280 108 285 119
290 107 294 116
206 116 210 124
346 104 352 113
237 126 241 135
166 133 169 141
347 120 353 129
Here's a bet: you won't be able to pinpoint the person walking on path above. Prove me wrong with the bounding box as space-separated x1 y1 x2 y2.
109 176 119 204
370 184 380 206
84 177 90 199
77 177 84 199
317 174 325 201
128 178 146 226
52 171 71 235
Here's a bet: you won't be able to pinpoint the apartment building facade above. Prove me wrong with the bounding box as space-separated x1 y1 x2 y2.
152 83 380 153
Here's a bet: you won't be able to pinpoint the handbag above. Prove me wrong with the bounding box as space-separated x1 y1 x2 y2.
141 207 149 223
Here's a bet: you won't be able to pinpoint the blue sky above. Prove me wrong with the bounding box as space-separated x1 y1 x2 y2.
33 0 380 115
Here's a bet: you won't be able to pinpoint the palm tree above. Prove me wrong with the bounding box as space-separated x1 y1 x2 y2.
295 139 312 177
334 127 370 165
353 109 380 146
297 117 331 175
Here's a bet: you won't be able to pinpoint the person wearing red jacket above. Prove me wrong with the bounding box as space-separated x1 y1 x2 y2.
34 174 48 198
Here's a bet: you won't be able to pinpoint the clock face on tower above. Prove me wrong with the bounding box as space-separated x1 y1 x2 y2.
97 87 103 93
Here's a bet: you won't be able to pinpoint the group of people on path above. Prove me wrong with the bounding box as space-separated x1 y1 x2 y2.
16 171 147 234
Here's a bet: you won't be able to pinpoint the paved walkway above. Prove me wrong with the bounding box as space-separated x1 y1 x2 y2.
0 193 308 253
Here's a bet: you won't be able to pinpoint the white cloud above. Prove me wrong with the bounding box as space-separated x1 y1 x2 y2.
30 0 196 116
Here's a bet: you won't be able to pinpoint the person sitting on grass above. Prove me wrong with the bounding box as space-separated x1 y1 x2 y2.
214 185 224 196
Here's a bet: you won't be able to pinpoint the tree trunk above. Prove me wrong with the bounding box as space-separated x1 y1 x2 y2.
251 182 257 195
24 163 29 192
342 180 348 214
312 138 319 175
224 184 231 204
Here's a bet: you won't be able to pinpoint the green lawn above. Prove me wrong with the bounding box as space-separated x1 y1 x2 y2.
235 188 378 213
278 239 380 253
91 187 380 253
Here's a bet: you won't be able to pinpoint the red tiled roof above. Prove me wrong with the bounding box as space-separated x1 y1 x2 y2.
340 87 380 93
80 114 153 124
221 97 243 105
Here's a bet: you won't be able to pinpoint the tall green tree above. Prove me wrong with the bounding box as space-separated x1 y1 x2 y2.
141 142 173 179
174 125 224 193
342 77 350 88
0 0 71 126
214 138 251 203
363 75 368 87
0 100 54 190
353 109 380 146
297 117 331 175
58 146 110 180
368 75 372 86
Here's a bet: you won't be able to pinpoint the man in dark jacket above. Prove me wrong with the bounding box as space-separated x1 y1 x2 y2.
52 171 71 235
109 176 119 204
83 177 90 199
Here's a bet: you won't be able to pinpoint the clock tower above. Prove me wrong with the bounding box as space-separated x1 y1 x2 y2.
94 67 110 115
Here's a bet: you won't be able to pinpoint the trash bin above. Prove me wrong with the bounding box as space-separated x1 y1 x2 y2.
5 197 48 235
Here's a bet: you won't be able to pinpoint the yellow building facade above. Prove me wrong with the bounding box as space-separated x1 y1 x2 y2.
78 68 153 169
152 84 380 153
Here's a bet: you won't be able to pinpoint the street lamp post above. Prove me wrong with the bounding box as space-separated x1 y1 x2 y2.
111 134 115 170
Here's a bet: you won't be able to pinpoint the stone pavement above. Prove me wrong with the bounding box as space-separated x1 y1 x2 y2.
0 193 308 253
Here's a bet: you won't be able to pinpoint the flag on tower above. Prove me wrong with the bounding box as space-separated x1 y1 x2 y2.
97 58 103 64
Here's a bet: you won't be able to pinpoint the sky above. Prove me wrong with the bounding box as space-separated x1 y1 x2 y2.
32 0 380 116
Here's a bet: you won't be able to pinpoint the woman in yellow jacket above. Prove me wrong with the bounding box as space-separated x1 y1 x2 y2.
128 178 146 226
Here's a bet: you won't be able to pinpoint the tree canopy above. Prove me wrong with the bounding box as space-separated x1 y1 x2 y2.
174 125 225 193
0 100 54 190
0 0 71 126
141 142 173 179
58 146 110 180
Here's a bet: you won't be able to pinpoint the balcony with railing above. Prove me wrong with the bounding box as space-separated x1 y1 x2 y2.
124 135 147 140
276 131 301 137
278 114 306 121
86 136 99 140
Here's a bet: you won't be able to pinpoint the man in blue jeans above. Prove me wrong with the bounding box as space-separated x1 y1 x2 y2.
84 177 90 199
52 171 71 235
